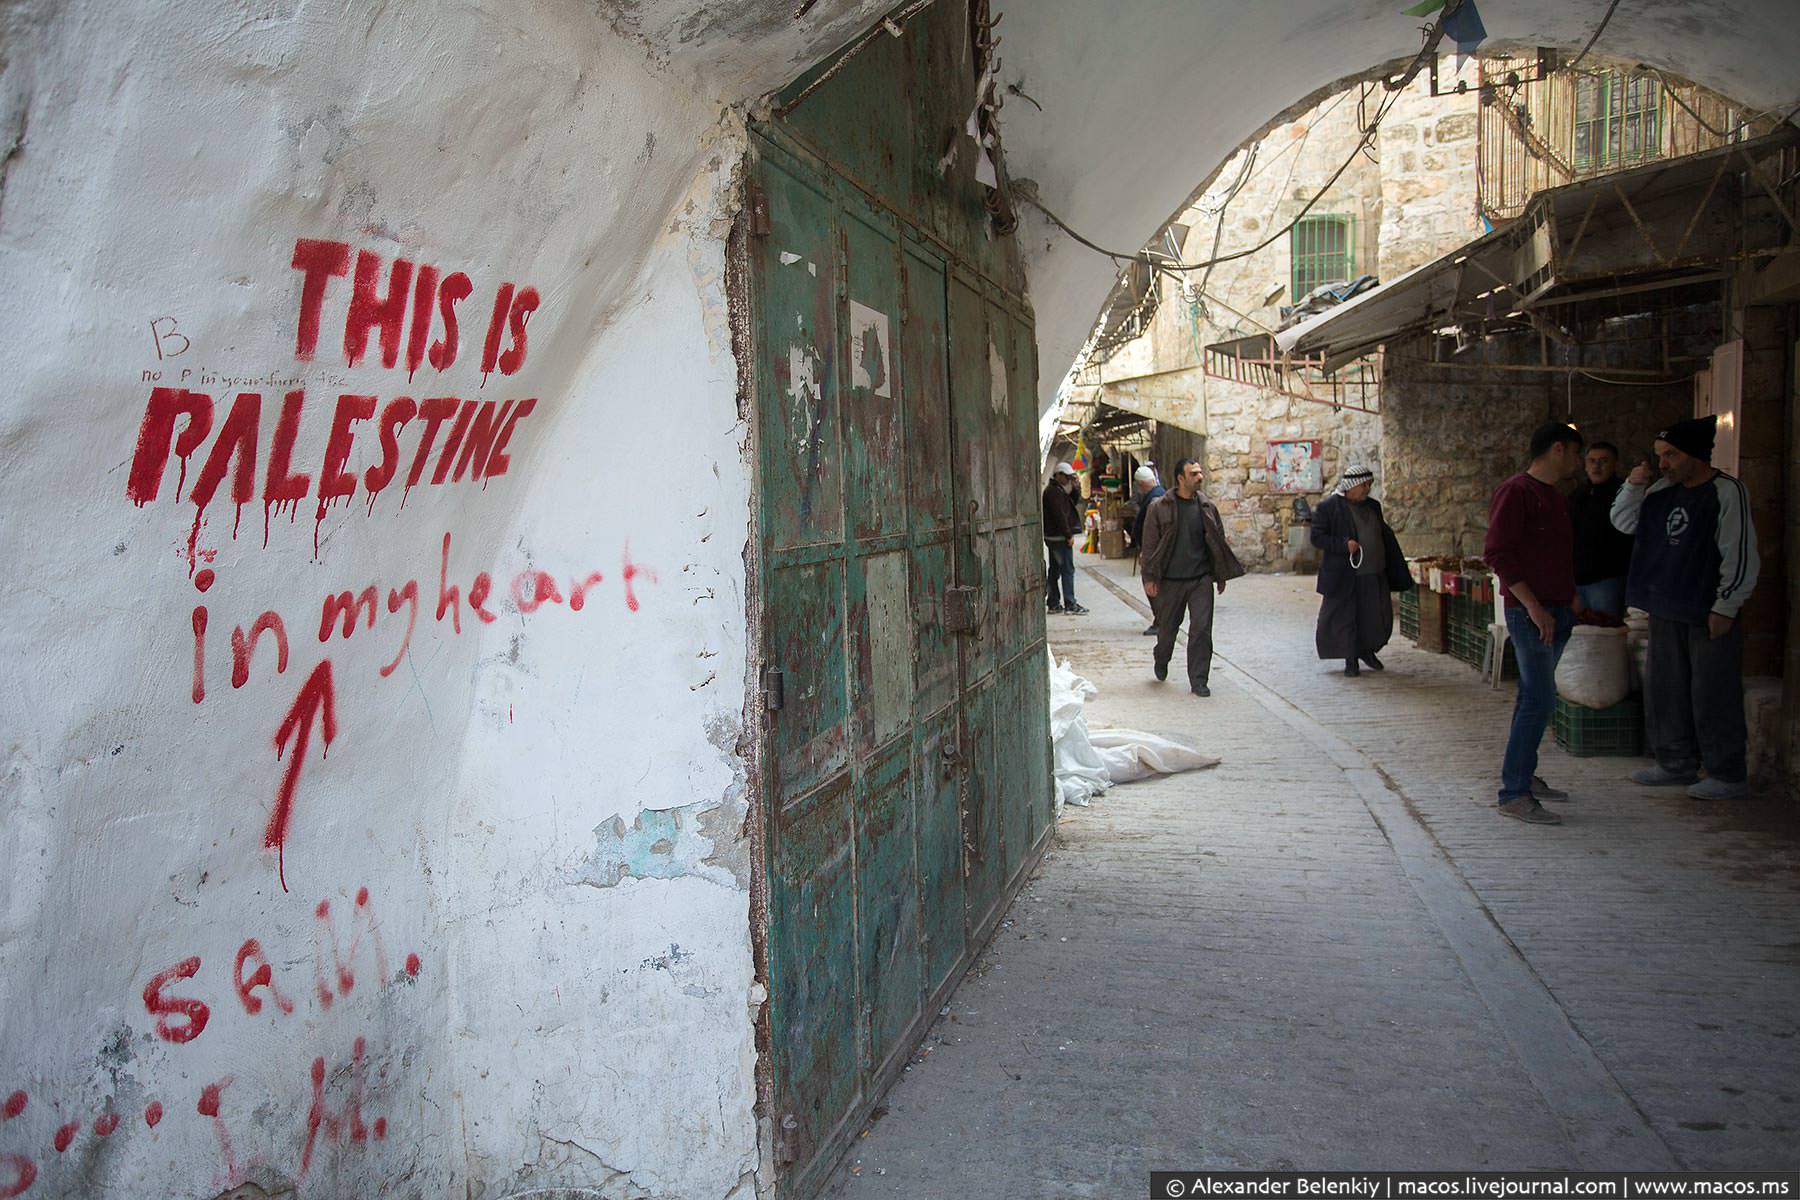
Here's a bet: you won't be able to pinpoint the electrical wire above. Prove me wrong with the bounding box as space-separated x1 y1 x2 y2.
1577 368 1699 386
1018 3 1448 276
1567 0 1623 70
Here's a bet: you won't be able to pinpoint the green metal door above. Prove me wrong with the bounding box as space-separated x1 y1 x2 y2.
748 130 1050 1199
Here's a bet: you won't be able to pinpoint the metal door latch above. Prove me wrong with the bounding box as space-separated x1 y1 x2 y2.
943 586 980 633
747 187 771 237
762 667 785 711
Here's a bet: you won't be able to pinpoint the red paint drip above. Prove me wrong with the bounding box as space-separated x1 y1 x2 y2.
373 1117 387 1140
195 569 216 592
1 1092 24 1120
404 953 421 977
197 1082 224 1118
53 1121 79 1152
144 1100 163 1128
93 1113 119 1137
192 606 209 705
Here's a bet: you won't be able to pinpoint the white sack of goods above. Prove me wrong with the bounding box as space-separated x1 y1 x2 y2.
1555 624 1631 709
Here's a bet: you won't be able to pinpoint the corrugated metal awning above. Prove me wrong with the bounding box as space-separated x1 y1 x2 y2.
1273 127 1800 364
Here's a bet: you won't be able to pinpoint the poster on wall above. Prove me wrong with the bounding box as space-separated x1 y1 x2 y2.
1267 439 1322 494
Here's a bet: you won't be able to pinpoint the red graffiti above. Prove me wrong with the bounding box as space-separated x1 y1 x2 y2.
319 586 378 642
143 1101 163 1128
290 239 520 378
124 387 539 559
0 1094 22 1121
142 956 210 1044
621 540 658 613
197 1076 261 1191
312 889 387 1011
404 953 421 977
92 1113 119 1137
378 582 418 677
291 238 352 360
268 660 338 893
0 1155 33 1199
231 610 290 688
299 1036 384 1187
52 1123 77 1153
510 568 563 614
234 938 296 1016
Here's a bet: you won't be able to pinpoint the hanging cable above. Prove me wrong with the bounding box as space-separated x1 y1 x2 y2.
1567 0 1624 70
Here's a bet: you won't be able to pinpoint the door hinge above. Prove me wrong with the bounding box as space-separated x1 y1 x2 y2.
762 666 785 711
775 1113 800 1165
747 186 771 237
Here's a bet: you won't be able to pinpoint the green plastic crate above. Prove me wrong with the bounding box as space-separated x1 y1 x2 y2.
1552 695 1643 757
1398 589 1419 640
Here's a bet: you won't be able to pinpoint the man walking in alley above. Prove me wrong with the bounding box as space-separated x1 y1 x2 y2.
1130 464 1164 635
1569 440 1635 618
1043 462 1089 615
1610 414 1761 800
1485 422 1584 826
1140 458 1245 697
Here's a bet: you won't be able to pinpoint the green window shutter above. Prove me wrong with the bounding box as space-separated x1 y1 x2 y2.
1290 215 1354 301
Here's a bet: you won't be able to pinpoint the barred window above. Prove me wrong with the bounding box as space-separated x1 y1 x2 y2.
1574 70 1663 171
1290 215 1355 301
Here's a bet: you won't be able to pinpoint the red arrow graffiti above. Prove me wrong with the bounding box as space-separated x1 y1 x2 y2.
266 659 337 893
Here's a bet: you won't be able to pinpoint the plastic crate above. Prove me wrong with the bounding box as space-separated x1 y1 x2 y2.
1552 695 1643 757
1398 589 1420 640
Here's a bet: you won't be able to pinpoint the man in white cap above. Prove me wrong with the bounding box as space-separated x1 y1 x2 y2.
1310 463 1412 676
1130 465 1164 635
1042 462 1088 615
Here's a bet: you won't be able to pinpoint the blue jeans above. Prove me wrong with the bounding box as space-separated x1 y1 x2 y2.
1045 541 1076 608
1575 577 1626 619
1498 604 1574 803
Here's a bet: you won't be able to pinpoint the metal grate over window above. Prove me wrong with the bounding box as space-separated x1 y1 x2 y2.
1290 215 1355 302
1574 69 1663 172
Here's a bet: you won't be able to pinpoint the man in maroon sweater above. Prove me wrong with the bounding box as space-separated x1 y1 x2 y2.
1483 422 1584 825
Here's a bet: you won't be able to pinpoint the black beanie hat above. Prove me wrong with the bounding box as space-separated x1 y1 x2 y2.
1655 414 1716 461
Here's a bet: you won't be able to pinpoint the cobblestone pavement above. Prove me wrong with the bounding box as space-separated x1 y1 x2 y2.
822 560 1800 1199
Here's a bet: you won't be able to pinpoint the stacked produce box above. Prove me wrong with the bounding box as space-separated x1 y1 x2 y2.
1401 557 1515 679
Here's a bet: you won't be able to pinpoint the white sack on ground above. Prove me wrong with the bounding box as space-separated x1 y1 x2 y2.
1556 624 1631 709
1049 650 1220 813
1088 729 1221 782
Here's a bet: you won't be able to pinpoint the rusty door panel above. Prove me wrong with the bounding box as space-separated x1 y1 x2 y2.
856 746 923 1078
851 548 912 755
915 706 965 998
986 305 1025 525
960 681 1003 935
947 275 991 527
842 208 906 542
770 774 860 1177
998 657 1033 886
990 520 1022 661
901 242 953 532
910 538 957 719
759 159 844 551
769 560 849 799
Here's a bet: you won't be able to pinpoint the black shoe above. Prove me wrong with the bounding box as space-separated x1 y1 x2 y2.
1046 605 1062 614
1153 661 1168 682
1344 658 1360 677
1191 684 1211 697
1360 652 1384 671
1142 623 1157 636
1065 604 1090 616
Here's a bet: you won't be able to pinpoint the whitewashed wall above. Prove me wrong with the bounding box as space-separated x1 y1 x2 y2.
0 1 890 1197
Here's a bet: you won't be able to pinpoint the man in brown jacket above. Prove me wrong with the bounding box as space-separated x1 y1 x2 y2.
1140 458 1246 696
